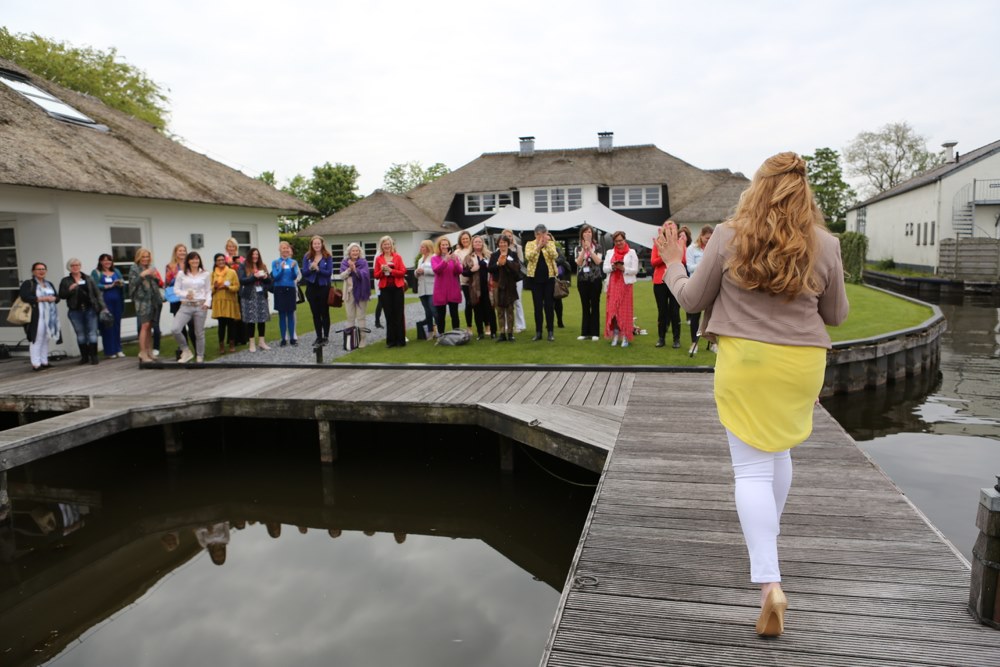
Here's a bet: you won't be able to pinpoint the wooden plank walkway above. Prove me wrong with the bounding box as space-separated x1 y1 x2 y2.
0 360 995 663
542 372 1000 666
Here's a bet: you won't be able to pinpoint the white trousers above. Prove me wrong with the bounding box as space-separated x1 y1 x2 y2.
30 328 50 367
727 429 792 583
514 281 525 330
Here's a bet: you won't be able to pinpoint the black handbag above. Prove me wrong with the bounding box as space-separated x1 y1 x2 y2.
296 285 306 304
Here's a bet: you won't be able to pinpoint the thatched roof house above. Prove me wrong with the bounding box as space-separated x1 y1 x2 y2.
301 134 748 263
0 57 314 353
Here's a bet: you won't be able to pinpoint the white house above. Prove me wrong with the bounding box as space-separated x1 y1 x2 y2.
0 58 315 354
846 139 1000 272
300 134 749 266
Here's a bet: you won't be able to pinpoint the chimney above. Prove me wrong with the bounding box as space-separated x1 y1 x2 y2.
942 141 958 162
598 131 613 153
519 136 535 157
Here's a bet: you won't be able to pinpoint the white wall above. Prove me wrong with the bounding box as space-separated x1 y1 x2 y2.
0 185 283 351
937 152 1000 239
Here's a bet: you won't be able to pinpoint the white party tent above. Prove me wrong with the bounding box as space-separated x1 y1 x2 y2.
445 202 662 249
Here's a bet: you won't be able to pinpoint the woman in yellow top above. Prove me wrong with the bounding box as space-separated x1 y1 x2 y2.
524 223 559 341
658 152 849 637
211 253 241 354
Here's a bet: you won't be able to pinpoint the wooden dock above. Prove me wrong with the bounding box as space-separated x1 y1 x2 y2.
0 359 996 665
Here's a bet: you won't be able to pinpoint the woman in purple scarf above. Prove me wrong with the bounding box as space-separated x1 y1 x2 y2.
337 243 372 348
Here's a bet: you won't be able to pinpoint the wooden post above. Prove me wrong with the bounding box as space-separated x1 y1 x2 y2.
970 484 1000 629
0 471 8 520
17 412 27 426
499 435 514 473
163 423 181 455
318 420 337 464
321 466 336 507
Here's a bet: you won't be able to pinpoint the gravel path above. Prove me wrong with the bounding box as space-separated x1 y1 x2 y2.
215 298 430 364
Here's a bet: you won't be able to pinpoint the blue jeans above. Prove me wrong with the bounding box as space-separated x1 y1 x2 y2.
68 308 99 344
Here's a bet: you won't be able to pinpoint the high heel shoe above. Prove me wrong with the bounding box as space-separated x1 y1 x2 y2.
756 587 787 637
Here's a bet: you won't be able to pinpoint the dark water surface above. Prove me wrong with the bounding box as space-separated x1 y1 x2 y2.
822 293 1000 561
0 421 596 666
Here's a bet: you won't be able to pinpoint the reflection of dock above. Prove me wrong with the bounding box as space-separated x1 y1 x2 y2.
0 362 996 665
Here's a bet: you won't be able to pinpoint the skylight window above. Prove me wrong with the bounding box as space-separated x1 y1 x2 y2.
0 71 108 131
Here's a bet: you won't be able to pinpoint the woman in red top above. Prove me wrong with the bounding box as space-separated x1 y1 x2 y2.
374 235 407 348
650 219 687 348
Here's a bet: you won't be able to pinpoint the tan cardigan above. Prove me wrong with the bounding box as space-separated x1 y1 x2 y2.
665 222 849 349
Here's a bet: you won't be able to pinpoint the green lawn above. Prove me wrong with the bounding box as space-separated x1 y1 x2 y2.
337 282 933 366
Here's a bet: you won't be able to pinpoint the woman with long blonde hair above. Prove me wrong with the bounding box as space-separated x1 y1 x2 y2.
656 152 849 637
374 235 407 347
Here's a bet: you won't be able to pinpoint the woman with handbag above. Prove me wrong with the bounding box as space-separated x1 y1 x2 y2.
374 235 407 348
270 241 301 347
211 253 241 354
657 152 849 636
91 253 125 358
488 234 521 342
165 244 197 359
237 248 272 352
58 257 106 365
127 248 163 362
18 262 61 370
464 235 496 340
575 224 603 341
336 242 372 348
301 235 334 345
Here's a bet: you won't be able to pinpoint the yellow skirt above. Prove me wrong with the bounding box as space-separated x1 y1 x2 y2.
714 336 827 452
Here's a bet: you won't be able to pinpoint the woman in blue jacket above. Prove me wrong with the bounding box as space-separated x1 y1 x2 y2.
270 241 301 346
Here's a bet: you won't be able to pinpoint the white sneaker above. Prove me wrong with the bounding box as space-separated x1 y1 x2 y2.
116 351 126 358
611 334 619 347
196 356 204 363
178 349 194 364
577 335 587 340
621 339 630 348
152 349 160 357
591 336 599 341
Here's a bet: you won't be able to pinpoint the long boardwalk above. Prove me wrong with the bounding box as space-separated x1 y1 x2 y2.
0 360 996 664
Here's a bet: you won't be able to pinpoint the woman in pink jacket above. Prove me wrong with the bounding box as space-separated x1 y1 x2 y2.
431 235 463 334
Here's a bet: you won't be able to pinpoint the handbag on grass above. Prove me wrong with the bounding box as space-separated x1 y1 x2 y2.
554 278 571 299
328 285 343 308
6 297 31 325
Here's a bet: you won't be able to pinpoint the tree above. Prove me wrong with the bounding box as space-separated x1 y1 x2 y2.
383 161 450 194
0 28 170 130
843 122 943 198
803 148 855 232
257 163 361 233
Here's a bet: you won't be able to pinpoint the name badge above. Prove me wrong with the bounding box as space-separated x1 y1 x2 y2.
583 267 591 273
104 276 113 283
255 285 263 293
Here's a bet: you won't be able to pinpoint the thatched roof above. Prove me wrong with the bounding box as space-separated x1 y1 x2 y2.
671 170 750 225
0 58 316 214
299 189 445 237
848 139 1000 211
405 144 723 223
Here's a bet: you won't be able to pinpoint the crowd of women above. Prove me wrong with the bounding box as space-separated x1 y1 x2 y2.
16 222 722 368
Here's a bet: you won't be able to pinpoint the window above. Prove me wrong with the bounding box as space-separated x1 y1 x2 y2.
363 243 378 266
466 192 512 215
923 222 929 247
856 207 866 235
111 225 143 317
0 226 19 327
330 243 345 267
916 222 922 246
930 221 935 246
610 186 661 209
0 70 108 131
230 230 252 259
534 188 583 213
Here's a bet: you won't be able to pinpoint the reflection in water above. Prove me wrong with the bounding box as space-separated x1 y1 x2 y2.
823 292 1000 561
0 421 595 666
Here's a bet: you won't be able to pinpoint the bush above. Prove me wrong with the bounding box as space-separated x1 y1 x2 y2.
874 258 896 270
838 231 868 284
280 233 310 260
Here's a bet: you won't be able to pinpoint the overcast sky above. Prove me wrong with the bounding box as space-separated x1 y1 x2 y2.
4 0 997 194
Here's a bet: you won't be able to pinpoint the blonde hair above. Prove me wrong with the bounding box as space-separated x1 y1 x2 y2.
418 239 434 255
471 235 489 257
727 152 822 298
278 240 292 252
225 237 239 252
169 243 187 269
134 247 152 264
435 235 451 254
378 235 396 255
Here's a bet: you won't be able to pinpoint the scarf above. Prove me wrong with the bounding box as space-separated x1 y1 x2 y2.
36 280 61 339
609 241 630 288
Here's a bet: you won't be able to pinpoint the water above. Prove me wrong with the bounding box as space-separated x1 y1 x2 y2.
822 293 1000 561
0 420 596 666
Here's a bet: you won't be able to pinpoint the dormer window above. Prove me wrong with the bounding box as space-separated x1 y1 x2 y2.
0 70 108 131
466 191 512 215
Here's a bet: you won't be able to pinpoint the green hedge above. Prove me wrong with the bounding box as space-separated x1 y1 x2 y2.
838 231 868 284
